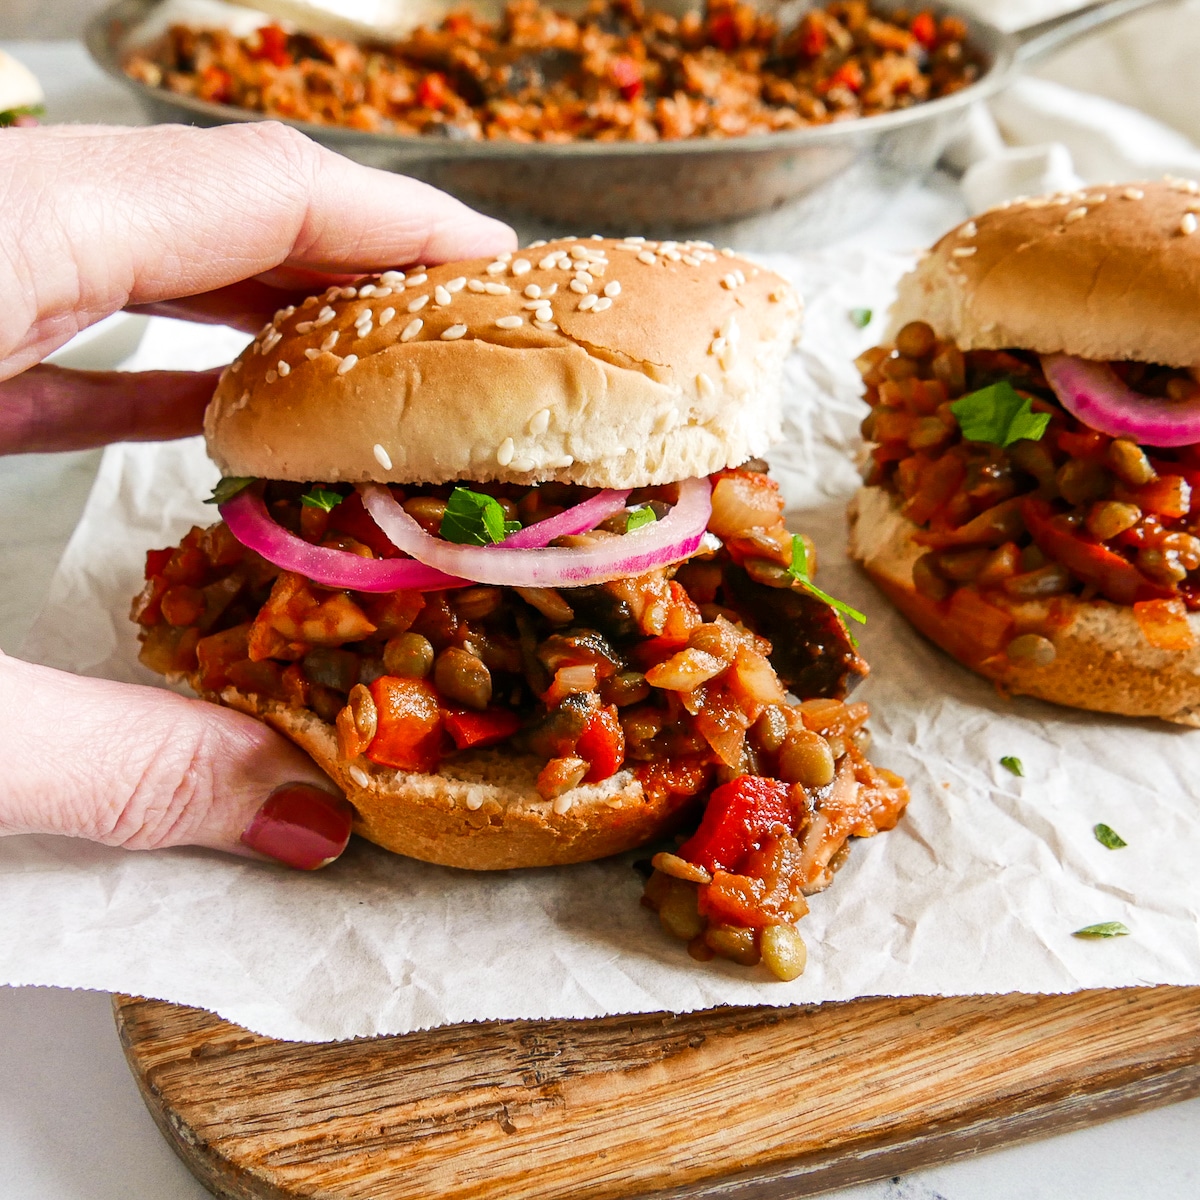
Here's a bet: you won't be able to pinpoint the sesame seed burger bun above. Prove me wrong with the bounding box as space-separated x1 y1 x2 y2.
848 486 1200 727
206 238 802 490
0 49 43 114
203 679 697 869
886 180 1200 368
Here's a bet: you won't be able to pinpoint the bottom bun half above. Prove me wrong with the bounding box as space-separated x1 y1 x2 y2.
200 680 696 869
847 486 1200 727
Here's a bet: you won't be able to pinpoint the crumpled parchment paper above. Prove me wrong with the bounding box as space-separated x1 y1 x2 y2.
3 249 1196 1041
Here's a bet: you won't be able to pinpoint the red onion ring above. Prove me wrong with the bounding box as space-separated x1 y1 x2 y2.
360 477 713 588
220 489 468 593
1042 354 1200 448
500 489 630 547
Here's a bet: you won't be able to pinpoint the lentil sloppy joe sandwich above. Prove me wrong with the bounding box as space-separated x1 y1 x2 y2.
133 235 909 978
849 179 1200 724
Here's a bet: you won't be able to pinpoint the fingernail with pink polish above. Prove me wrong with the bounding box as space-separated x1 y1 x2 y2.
241 783 354 870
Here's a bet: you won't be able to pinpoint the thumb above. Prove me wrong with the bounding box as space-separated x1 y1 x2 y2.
0 653 354 869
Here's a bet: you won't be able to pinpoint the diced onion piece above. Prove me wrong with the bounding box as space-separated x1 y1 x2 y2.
1042 354 1200 448
220 489 467 593
359 477 712 588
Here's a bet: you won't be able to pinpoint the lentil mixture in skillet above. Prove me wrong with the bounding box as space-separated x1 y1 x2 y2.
125 0 981 142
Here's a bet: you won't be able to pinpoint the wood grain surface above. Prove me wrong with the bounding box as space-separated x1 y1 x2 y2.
114 988 1200 1200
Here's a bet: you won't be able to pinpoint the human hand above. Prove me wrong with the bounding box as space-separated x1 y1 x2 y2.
0 122 516 867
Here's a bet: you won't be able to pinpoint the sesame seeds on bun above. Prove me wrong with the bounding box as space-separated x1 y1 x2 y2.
205 237 804 490
887 178 1200 368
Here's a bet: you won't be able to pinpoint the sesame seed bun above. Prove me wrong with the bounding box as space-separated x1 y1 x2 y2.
205 680 698 869
205 237 802 489
887 179 1200 368
0 49 43 113
848 486 1200 726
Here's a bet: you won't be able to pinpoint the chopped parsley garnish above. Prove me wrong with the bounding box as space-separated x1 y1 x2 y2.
299 487 344 513
849 307 873 329
204 476 256 505
1093 823 1127 850
1072 921 1130 940
1000 755 1024 777
439 487 521 545
0 105 44 127
626 505 657 533
787 535 866 638
950 381 1050 447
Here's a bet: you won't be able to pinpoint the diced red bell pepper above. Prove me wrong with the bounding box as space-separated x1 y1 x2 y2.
1021 497 1174 605
162 545 209 586
910 11 938 49
417 72 450 110
798 13 828 58
198 65 233 104
575 704 625 783
677 776 794 875
1056 428 1110 460
1125 474 1192 519
367 677 444 772
607 55 644 101
250 24 291 68
824 61 864 94
708 11 740 51
145 547 173 580
444 708 521 751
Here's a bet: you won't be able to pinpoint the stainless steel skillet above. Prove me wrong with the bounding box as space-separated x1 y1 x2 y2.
86 0 1177 239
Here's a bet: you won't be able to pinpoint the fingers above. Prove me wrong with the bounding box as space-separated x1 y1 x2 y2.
1 123 516 376
0 653 354 869
0 365 221 453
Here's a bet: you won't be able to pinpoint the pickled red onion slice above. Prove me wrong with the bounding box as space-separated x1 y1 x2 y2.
360 477 713 588
1041 354 1200 448
499 488 630 547
220 489 468 592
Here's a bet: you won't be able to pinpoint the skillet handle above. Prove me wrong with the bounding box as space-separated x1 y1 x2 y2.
1013 0 1178 66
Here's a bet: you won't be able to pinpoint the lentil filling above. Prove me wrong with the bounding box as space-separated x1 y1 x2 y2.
124 0 981 143
860 321 1200 657
133 463 908 977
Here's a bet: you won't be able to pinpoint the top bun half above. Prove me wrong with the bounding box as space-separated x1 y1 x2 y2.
206 237 803 489
887 179 1200 367
0 49 44 112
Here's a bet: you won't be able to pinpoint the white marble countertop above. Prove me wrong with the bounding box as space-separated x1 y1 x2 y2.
0 36 1197 1200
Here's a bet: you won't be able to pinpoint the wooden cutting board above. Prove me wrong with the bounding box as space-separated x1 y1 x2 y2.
114 987 1200 1200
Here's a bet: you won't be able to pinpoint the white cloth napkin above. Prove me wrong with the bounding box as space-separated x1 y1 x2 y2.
948 1 1200 210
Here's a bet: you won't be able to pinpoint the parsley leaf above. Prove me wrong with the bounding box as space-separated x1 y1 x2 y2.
1072 921 1130 940
204 477 256 505
1093 823 1128 850
300 487 344 513
439 488 520 545
626 505 657 533
1000 755 1024 777
950 381 1051 447
0 104 45 127
849 307 873 329
787 535 867 638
